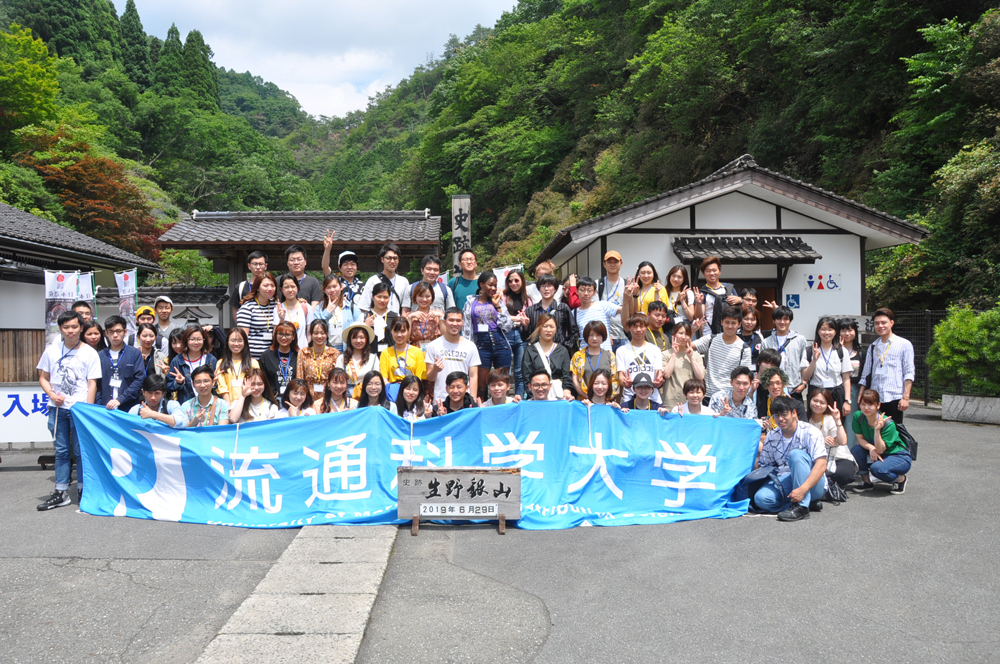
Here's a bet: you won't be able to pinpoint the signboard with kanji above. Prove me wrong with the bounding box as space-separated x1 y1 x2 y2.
397 466 521 534
1 386 53 444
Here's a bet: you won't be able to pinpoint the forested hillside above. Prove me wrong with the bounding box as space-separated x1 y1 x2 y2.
2 0 999 309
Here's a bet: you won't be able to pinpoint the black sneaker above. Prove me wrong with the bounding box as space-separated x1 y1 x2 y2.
855 481 874 491
37 490 70 511
809 500 823 512
890 479 907 494
777 504 810 522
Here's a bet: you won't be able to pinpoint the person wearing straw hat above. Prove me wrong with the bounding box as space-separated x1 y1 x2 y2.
336 321 378 399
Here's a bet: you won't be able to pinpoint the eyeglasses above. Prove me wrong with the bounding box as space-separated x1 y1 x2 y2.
383 255 399 262
530 383 551 389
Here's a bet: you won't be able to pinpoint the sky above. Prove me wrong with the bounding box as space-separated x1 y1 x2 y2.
115 0 515 118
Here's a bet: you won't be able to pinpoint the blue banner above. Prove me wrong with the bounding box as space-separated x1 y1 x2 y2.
72 402 760 529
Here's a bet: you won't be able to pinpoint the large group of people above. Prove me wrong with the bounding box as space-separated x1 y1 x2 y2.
36 243 916 522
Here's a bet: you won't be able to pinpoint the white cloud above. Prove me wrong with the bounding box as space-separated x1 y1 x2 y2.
118 0 515 117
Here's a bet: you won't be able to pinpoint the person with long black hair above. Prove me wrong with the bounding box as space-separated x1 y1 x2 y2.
298 319 341 407
260 321 298 402
839 318 866 412
81 319 106 352
802 316 852 417
275 272 311 350
356 370 398 414
503 269 532 397
395 374 432 421
337 323 378 400
237 271 278 359
319 368 356 413
215 327 258 404
461 270 513 400
623 261 668 317
308 274 363 351
228 366 279 423
136 322 168 377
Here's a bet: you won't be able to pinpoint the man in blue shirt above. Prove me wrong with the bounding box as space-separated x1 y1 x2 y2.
99 315 146 413
128 374 186 428
753 396 827 521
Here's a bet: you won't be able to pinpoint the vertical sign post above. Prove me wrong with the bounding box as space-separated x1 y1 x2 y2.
115 269 138 338
451 194 471 274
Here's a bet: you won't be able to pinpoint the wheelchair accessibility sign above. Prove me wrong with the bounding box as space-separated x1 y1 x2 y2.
804 273 841 291
785 294 800 309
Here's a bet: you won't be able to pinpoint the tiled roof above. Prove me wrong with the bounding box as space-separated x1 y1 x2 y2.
0 203 160 269
159 210 440 245
575 155 926 236
672 236 822 264
96 286 229 306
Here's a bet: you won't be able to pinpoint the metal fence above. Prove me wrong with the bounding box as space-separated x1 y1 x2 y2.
877 310 999 404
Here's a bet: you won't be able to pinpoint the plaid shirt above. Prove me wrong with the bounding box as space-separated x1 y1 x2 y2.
758 422 826 474
709 387 758 420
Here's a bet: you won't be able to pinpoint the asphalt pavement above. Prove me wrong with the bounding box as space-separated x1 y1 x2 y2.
0 452 297 664
357 406 1000 663
3 405 997 663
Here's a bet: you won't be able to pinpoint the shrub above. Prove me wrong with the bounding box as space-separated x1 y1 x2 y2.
927 303 1000 396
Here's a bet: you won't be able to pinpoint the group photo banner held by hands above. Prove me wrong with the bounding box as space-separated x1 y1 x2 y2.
71 402 761 530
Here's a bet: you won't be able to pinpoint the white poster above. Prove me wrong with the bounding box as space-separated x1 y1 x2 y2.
77 272 95 309
44 270 79 345
115 269 137 336
0 385 53 444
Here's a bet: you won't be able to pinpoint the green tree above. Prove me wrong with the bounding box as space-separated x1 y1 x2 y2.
0 24 59 156
7 0 122 76
151 24 183 97
181 29 219 110
147 34 162 72
0 161 65 222
119 0 150 88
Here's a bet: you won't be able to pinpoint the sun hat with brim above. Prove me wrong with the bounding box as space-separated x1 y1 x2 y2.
342 321 375 347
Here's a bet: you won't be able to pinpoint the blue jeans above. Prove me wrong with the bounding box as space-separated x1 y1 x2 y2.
506 329 526 397
754 449 827 511
474 330 512 371
611 338 628 353
852 446 911 482
48 407 81 491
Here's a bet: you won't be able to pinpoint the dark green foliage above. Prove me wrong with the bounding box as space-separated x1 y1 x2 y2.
147 34 161 72
180 29 218 111
218 69 306 137
118 0 149 88
0 161 65 222
151 23 183 97
7 0 122 77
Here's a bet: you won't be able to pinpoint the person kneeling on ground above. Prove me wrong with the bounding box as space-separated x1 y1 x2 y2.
665 378 718 416
435 371 478 415
179 365 230 427
622 372 658 411
128 374 186 428
851 389 911 494
752 396 828 522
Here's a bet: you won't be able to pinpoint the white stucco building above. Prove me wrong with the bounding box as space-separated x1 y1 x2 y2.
530 155 926 333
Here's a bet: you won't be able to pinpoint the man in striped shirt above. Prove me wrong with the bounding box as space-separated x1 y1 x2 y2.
693 306 753 399
858 307 914 424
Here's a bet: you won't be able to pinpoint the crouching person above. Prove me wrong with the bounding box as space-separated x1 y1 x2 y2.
752 396 827 522
128 374 186 428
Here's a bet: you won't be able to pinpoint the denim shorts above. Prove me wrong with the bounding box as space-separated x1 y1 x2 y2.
474 330 512 370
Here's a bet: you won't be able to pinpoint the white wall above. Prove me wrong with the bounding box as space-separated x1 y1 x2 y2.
694 194 777 229
0 282 46 330
783 234 862 339
633 209 689 230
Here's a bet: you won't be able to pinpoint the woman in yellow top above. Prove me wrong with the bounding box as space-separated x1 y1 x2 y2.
623 261 669 317
215 328 259 402
297 319 341 406
379 317 426 385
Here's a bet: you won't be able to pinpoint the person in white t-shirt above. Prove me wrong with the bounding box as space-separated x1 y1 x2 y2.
425 307 481 402
665 378 719 416
357 242 409 314
480 369 520 407
36 311 102 511
615 313 664 405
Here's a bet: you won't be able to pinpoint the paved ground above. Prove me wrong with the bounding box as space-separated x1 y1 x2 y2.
4 405 997 663
357 406 1000 663
0 452 297 664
